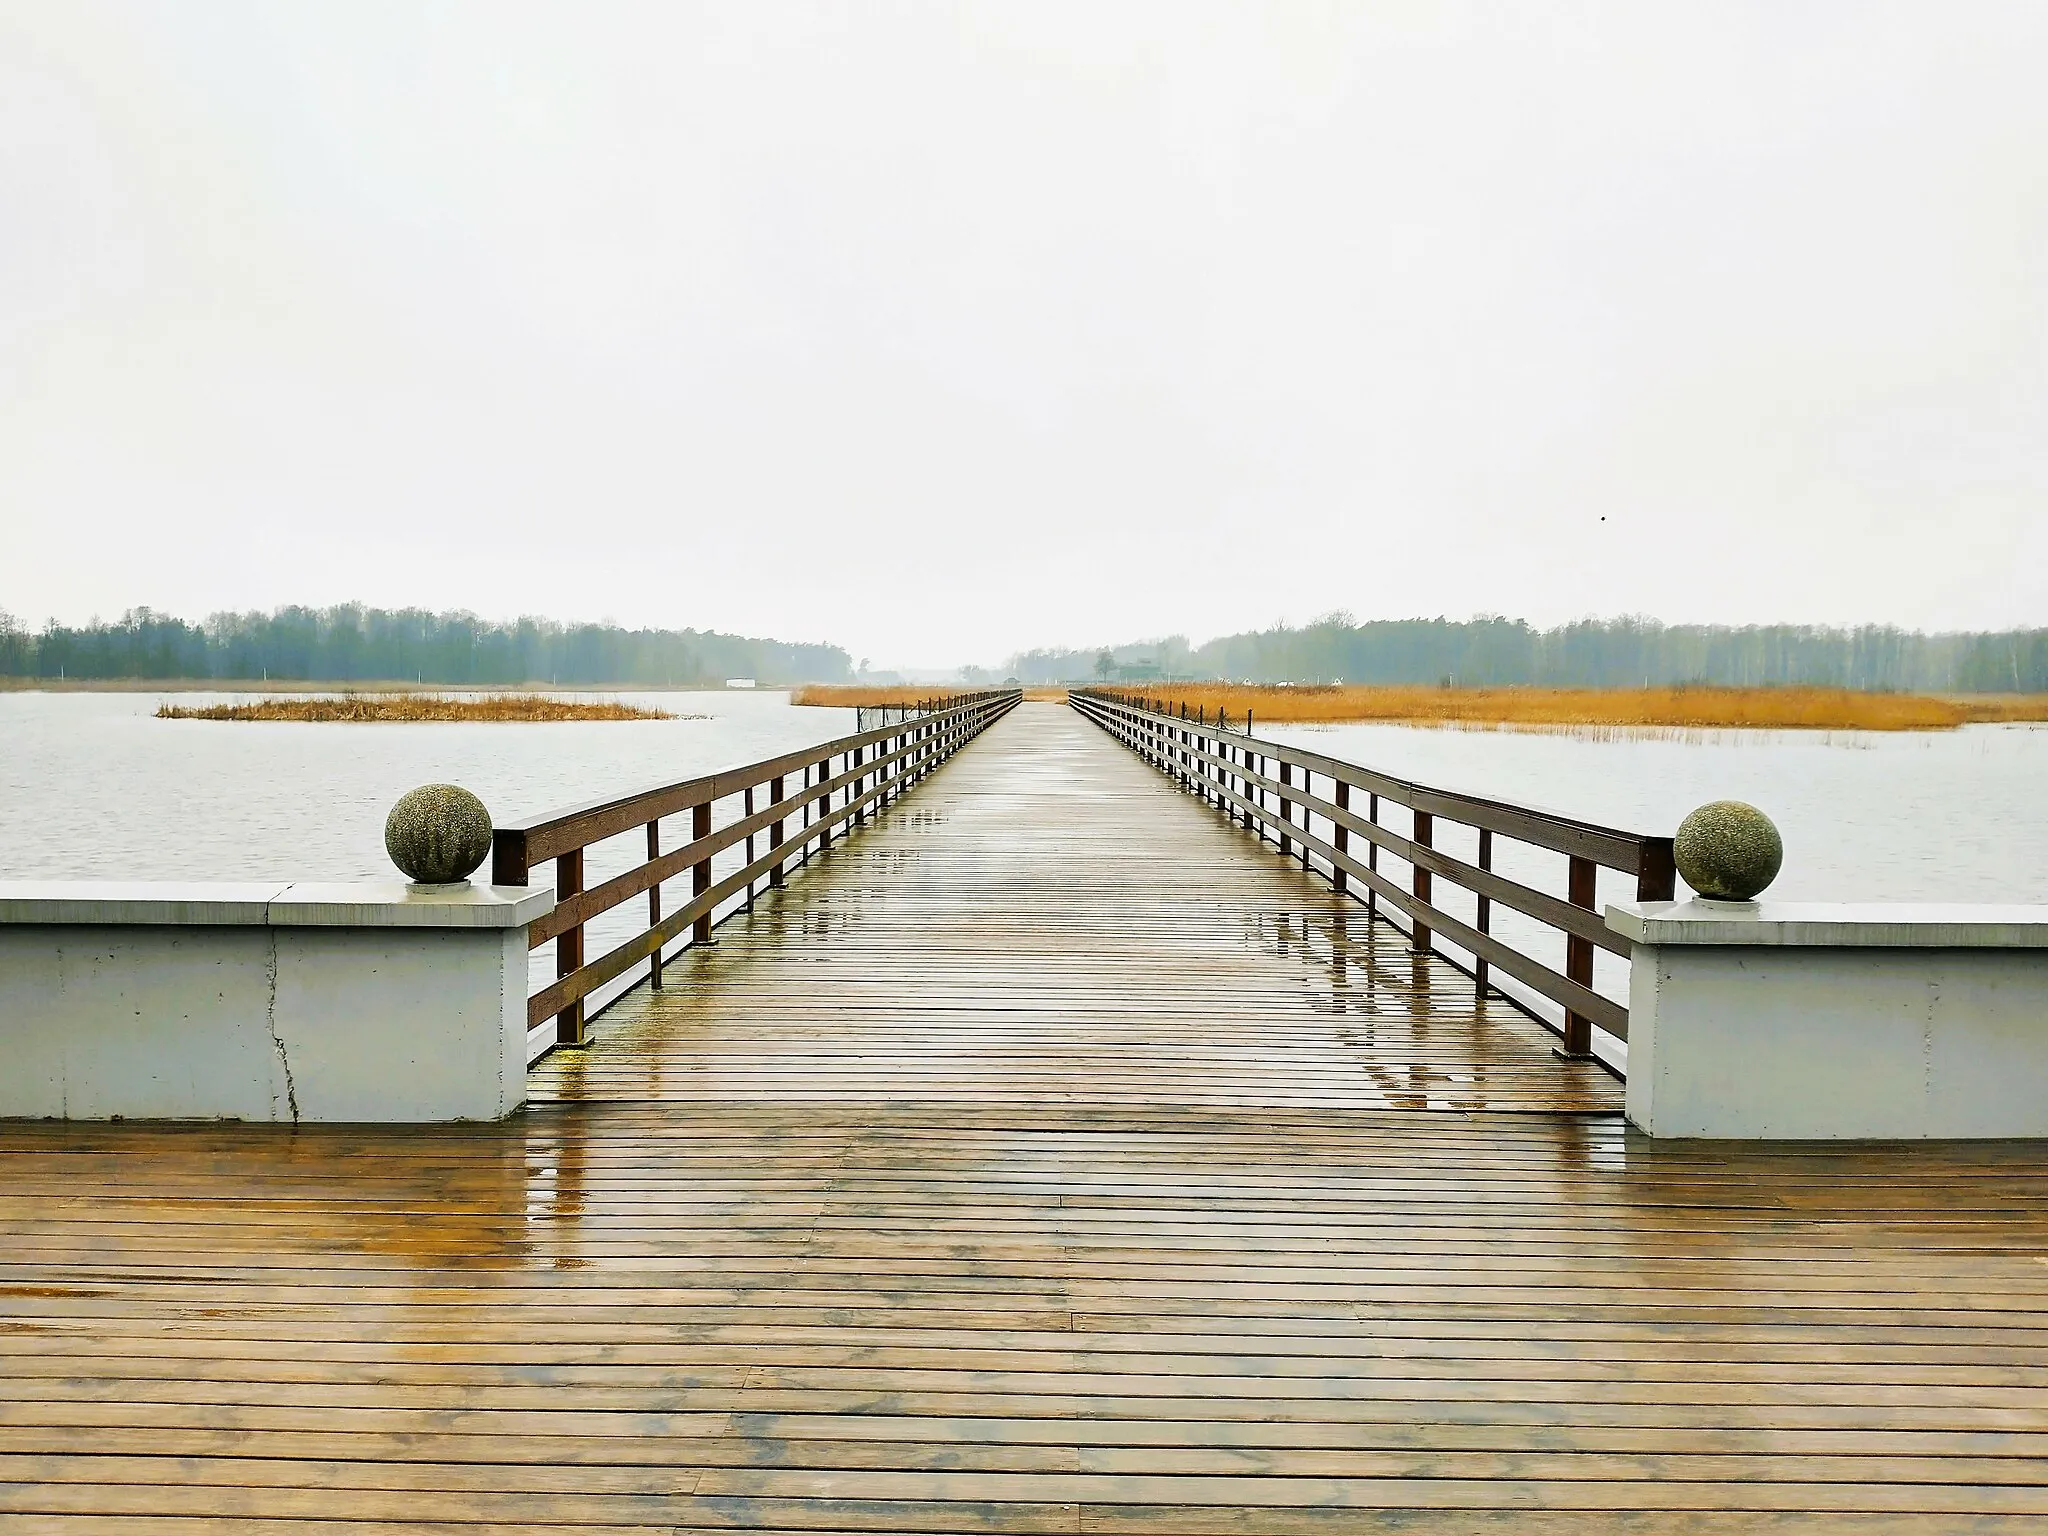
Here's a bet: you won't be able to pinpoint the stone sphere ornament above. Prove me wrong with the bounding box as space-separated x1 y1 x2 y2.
384 784 494 885
1674 800 1783 902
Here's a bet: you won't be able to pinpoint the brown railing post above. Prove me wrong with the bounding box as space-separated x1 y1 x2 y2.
1562 854 1597 1055
800 765 813 866
815 757 832 850
556 849 587 1046
692 800 713 945
852 744 866 826
770 775 786 888
1411 811 1433 954
1333 781 1349 893
1278 761 1292 858
743 786 756 910
1637 839 1678 903
1367 793 1379 918
491 829 529 889
1475 828 1492 996
647 820 664 989
1298 770 1312 870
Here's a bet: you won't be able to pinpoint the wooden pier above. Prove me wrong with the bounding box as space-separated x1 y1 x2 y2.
4 702 2048 1530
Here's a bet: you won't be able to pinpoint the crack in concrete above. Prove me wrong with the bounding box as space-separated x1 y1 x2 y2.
264 930 299 1124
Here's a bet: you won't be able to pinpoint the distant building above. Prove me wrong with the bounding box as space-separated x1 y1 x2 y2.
724 678 757 689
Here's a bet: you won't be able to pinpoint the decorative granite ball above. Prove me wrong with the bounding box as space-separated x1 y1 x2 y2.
384 784 493 885
1674 800 1783 902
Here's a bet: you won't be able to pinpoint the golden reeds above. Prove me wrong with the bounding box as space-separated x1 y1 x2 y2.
156 693 680 723
1100 683 2048 732
791 685 965 708
793 685 1067 707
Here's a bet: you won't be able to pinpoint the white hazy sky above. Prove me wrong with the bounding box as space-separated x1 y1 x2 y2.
3 3 2044 669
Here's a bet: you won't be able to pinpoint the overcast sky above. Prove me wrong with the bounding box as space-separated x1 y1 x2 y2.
3 3 2044 668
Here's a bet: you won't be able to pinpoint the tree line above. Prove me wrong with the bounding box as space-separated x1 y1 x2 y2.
0 605 853 687
1006 615 2048 693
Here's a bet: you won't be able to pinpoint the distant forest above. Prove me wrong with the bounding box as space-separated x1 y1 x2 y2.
0 605 853 687
1005 616 2048 693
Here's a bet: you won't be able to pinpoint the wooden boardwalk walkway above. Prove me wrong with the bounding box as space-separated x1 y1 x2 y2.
5 703 2048 1531
531 702 1617 1112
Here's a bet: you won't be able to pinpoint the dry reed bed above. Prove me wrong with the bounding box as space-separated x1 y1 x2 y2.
1103 683 2048 732
791 685 970 708
792 685 1066 708
157 693 680 723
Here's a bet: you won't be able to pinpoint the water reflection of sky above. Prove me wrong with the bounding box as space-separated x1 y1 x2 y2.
0 688 854 882
1263 720 2048 905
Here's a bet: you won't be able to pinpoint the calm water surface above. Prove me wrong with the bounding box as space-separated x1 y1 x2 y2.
5 695 2041 1047
1262 719 2048 904
0 689 857 881
6 693 2041 899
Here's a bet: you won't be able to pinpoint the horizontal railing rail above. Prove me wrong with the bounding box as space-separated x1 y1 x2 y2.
1070 688 1674 1063
856 698 972 731
495 688 1020 1053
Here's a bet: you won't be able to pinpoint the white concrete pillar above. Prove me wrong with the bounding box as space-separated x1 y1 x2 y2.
1611 900 2048 1139
0 882 552 1123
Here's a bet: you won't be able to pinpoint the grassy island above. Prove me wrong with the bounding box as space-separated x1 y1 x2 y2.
156 693 682 723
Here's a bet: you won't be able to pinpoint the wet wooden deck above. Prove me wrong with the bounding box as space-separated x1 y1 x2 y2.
5 703 2048 1532
531 702 1617 1113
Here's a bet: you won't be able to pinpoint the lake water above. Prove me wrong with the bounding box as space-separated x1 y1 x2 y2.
4 692 2042 1054
1261 719 2048 904
0 688 857 882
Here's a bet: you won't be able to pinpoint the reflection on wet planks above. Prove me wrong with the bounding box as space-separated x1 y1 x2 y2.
4 1106 2048 1530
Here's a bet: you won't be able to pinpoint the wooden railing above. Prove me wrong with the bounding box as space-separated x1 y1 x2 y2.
1071 688 1675 1061
493 688 1020 1051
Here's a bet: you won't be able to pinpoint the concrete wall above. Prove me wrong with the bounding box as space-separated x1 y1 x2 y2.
1613 901 2048 1140
0 883 551 1123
